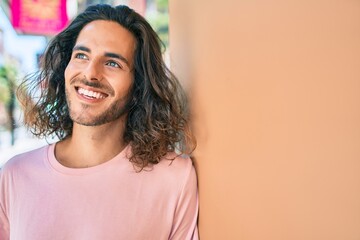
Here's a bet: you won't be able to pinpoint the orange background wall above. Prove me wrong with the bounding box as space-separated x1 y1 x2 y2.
169 1 360 239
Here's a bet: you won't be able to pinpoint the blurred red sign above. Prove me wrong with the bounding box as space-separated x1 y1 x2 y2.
11 0 68 36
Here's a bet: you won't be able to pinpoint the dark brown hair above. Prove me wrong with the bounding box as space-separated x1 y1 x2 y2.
18 4 196 168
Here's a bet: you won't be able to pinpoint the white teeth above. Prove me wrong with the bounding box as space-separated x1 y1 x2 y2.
77 87 106 99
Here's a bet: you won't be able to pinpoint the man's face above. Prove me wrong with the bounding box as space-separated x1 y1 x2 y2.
64 20 136 126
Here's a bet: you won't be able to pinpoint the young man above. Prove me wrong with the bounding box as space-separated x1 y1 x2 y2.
0 4 198 240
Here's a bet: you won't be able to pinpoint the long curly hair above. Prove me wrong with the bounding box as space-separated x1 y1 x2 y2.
18 4 196 168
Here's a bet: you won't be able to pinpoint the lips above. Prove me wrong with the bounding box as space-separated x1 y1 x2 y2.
76 87 108 99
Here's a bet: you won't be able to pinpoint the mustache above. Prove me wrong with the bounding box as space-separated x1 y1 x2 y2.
70 77 114 96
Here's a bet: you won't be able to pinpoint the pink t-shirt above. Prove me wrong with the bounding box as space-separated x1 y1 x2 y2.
0 144 198 240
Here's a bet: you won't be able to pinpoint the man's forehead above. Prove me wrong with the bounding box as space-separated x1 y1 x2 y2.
74 20 136 65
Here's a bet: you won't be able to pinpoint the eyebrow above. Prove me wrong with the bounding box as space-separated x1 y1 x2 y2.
72 45 130 68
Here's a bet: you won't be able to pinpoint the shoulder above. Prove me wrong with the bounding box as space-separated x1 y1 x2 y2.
157 152 195 177
145 152 197 191
0 144 50 176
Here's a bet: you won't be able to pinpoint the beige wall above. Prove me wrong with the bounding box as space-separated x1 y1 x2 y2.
169 0 360 239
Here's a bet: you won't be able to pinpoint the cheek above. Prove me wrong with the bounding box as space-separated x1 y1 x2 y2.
64 60 81 80
64 62 81 88
64 63 72 84
112 74 134 95
122 77 134 96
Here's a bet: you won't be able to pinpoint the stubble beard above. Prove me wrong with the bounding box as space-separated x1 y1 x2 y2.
65 88 131 127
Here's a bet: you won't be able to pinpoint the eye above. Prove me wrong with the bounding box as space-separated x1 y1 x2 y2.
106 61 122 69
74 53 88 60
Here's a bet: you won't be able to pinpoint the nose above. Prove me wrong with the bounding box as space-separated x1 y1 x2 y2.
83 60 103 81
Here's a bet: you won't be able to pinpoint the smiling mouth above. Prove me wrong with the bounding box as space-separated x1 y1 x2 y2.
76 87 108 99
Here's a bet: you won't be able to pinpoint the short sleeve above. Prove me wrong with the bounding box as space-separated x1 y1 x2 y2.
0 168 10 240
169 163 199 240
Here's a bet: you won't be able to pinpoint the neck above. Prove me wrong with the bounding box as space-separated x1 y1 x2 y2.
55 118 127 168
